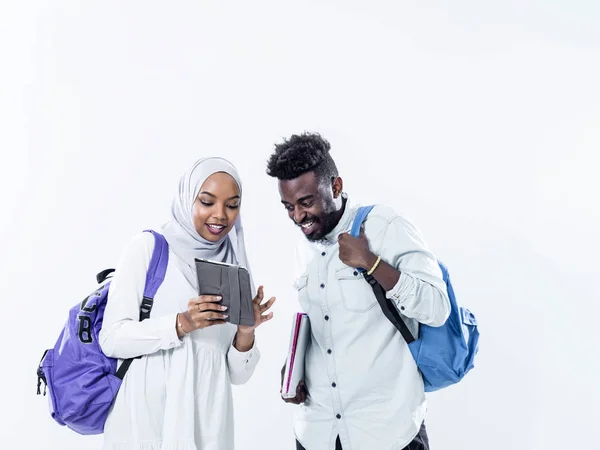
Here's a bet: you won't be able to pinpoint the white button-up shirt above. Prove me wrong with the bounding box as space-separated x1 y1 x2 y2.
292 195 450 450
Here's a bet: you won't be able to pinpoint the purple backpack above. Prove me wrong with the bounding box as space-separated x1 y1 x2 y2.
36 230 169 435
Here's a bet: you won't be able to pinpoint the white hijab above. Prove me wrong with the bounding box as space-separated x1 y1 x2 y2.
161 157 255 292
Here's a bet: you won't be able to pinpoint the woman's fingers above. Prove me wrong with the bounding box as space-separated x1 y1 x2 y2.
200 311 228 321
197 294 223 304
187 289 276 330
189 296 226 319
195 302 227 313
188 309 228 328
253 286 264 304
259 296 276 313
259 312 274 324
251 295 275 327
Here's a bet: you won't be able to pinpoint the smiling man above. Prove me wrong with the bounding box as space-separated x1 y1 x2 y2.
266 132 450 450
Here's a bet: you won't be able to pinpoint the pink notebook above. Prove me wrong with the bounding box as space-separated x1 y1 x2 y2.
282 312 311 398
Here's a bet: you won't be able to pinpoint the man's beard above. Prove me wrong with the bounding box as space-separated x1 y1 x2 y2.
304 198 343 242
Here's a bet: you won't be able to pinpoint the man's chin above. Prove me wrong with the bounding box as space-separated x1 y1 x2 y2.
304 229 326 242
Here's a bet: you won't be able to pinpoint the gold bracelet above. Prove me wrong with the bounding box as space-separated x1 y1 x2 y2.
366 255 381 276
177 313 189 336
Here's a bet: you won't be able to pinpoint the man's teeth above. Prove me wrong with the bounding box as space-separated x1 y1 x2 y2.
301 221 315 229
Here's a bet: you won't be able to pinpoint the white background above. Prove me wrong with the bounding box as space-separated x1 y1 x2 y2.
1 1 599 449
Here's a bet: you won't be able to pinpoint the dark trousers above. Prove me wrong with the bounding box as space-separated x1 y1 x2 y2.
296 436 342 450
296 422 429 450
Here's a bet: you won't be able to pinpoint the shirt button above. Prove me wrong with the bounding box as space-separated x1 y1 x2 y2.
332 382 337 387
336 414 342 419
320 283 325 289
327 349 332 354
400 306 405 311
321 251 326 256
324 315 329 321
353 271 358 276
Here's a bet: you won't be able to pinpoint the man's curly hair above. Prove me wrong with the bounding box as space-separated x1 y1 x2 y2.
266 132 338 184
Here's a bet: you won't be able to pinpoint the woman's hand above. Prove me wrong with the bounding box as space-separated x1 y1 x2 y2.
233 286 275 351
237 285 276 335
177 295 228 337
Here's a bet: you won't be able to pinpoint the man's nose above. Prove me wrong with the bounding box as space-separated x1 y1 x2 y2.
294 208 307 224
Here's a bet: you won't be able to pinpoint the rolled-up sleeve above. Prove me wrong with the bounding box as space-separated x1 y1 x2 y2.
378 216 450 327
227 335 261 385
99 232 183 360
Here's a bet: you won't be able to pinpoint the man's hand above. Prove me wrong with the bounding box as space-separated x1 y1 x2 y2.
280 363 308 404
338 227 377 270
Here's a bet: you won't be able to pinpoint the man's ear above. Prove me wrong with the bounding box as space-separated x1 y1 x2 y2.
332 176 343 199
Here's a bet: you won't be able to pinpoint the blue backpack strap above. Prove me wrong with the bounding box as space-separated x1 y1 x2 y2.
350 205 375 239
351 205 375 274
115 230 169 380
351 205 417 344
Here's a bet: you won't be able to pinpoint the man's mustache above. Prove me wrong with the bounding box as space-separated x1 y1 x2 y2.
295 216 318 226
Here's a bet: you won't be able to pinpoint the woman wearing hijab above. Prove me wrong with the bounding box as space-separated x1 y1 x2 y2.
99 157 275 450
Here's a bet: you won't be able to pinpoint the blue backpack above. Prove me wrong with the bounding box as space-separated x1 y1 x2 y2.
351 206 479 392
36 230 169 435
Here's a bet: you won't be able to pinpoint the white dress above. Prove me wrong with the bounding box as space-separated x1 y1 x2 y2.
98 232 260 450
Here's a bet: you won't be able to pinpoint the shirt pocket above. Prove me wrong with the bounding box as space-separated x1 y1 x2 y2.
293 275 310 313
335 267 378 313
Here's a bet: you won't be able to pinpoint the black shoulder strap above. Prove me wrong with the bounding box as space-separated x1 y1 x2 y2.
352 205 418 344
112 231 170 380
114 297 156 380
94 267 156 379
115 358 133 379
364 273 416 344
114 296 157 380
96 268 115 284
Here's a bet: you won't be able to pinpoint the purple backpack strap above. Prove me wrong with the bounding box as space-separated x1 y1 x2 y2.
115 230 169 380
139 230 169 321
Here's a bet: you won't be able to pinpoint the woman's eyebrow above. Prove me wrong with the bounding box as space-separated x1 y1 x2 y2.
200 191 240 201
